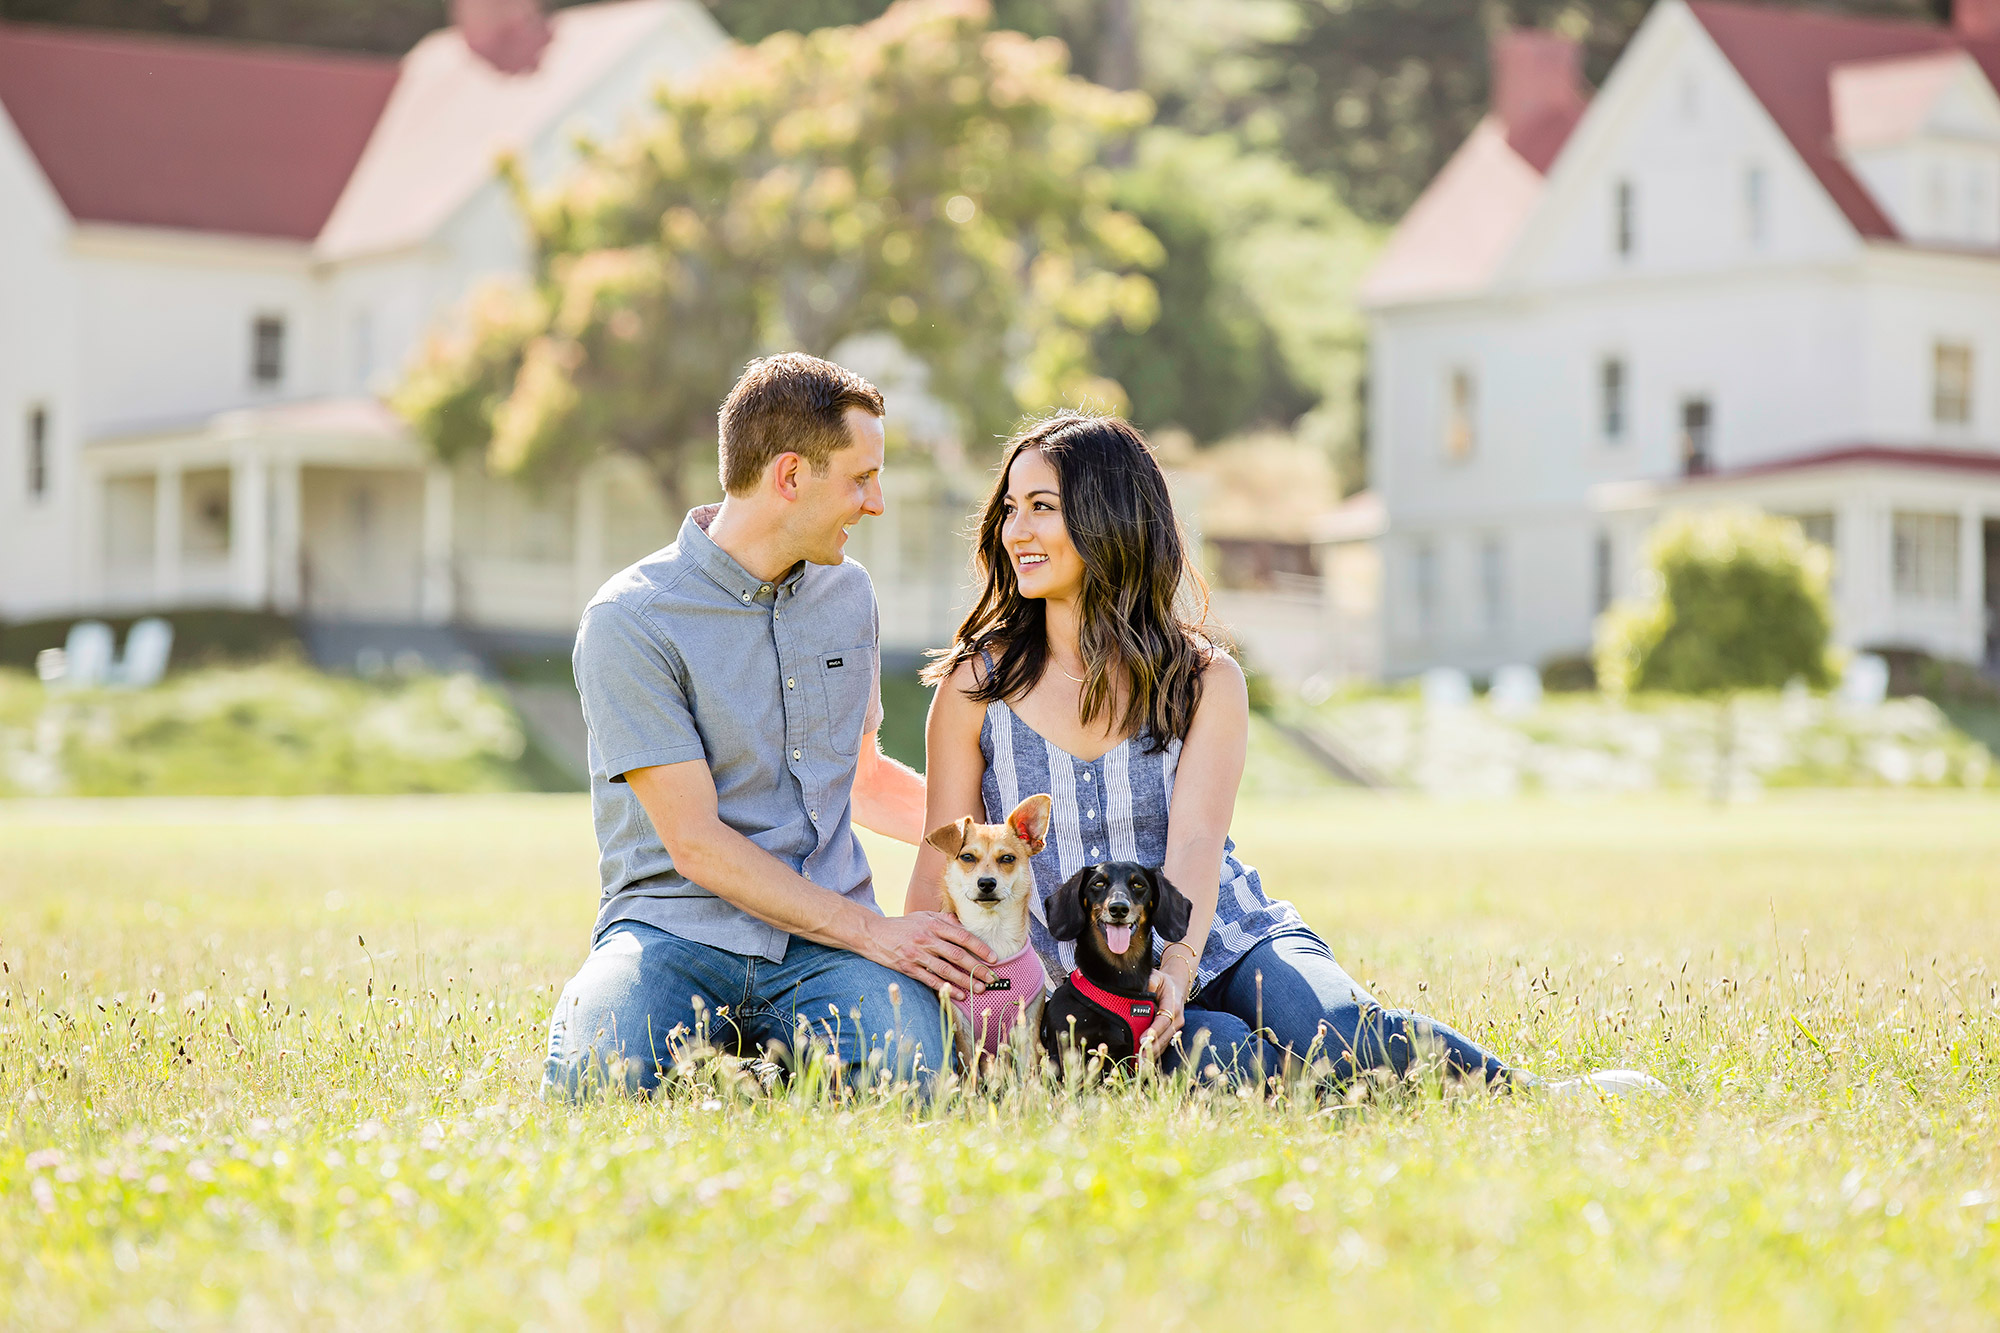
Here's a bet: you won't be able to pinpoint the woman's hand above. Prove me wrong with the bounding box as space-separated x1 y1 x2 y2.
1139 957 1193 1061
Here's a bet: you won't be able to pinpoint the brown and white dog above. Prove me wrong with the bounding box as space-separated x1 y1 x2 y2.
925 794 1053 1072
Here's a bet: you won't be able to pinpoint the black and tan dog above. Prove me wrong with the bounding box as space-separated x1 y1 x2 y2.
1039 861 1194 1067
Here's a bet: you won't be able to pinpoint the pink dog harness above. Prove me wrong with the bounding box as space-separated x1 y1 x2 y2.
953 944 1050 1056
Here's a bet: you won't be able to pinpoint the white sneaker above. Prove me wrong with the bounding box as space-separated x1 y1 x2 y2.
1539 1069 1669 1099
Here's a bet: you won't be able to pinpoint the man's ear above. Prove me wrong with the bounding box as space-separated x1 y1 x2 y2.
925 816 972 858
1006 794 1052 856
1047 866 1092 942
770 451 805 501
1150 869 1194 944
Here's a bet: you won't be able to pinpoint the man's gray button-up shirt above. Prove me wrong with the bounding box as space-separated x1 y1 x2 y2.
573 504 884 961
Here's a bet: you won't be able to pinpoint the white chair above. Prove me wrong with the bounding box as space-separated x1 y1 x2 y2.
1839 653 1889 709
113 617 175 689
1421 666 1472 712
57 620 115 690
1490 663 1543 717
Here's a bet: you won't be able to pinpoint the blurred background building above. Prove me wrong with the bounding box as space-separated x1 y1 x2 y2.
1365 0 2000 681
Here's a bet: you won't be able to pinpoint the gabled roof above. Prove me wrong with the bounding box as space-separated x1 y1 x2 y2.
1358 118 1549 305
0 24 397 240
317 0 701 261
1688 0 2000 241
1685 442 2000 481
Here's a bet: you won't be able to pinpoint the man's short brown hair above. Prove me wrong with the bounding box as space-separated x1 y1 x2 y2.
718 354 885 495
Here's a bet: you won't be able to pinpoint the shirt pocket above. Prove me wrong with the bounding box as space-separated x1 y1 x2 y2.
815 643 876 758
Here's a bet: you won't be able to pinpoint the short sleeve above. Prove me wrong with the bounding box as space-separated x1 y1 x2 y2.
572 601 707 782
863 589 884 737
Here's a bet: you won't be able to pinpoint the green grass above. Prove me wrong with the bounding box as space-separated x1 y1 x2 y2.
3 792 1998 1329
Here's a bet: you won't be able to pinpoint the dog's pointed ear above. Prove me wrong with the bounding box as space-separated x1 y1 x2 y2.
925 816 973 858
1150 869 1194 943
1047 865 1091 942
1006 794 1052 855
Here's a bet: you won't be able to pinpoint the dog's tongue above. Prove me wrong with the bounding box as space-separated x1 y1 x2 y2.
1105 924 1133 955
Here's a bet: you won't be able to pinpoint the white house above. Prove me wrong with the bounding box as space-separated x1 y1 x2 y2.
0 4 987 662
1363 0 2000 679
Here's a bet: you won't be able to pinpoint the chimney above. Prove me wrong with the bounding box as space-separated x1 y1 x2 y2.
452 0 552 75
1956 0 2000 39
1491 29 1588 172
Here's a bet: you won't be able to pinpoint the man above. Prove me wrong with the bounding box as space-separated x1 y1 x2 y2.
543 353 995 1098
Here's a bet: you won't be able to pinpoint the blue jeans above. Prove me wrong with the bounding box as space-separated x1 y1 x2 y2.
543 921 948 1099
1164 930 1514 1090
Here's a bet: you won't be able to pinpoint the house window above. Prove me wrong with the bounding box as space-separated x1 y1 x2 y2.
1934 341 1972 425
26 404 48 501
1679 397 1712 475
1744 166 1767 247
1615 179 1636 258
1480 536 1506 634
1593 532 1614 614
252 314 286 386
1893 512 1960 603
1600 358 1626 442
1444 368 1477 462
1413 540 1439 637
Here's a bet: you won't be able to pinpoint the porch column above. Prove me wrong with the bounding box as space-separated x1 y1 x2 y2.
574 466 605 613
78 463 104 608
153 464 183 605
420 463 455 624
1961 499 1984 662
1833 496 1877 651
230 449 270 609
270 459 303 614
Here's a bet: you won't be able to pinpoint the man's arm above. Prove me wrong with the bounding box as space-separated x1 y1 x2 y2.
625 760 994 996
852 732 925 845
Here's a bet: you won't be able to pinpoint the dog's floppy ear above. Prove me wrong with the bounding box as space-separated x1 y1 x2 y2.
925 816 973 858
1149 869 1194 943
1006 794 1052 855
1046 865 1092 942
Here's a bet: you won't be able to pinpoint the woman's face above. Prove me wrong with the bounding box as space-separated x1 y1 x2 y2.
1000 448 1085 603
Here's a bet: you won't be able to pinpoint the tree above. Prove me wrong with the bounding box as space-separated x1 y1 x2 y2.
395 0 1160 511
1595 509 1837 798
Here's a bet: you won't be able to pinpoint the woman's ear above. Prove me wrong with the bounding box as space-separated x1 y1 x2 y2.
1006 794 1052 855
1150 870 1194 943
1047 866 1091 942
925 817 972 858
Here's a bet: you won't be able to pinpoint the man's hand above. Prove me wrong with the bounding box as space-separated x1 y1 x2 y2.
864 912 996 999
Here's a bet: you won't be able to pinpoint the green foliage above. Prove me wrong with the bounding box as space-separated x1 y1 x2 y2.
397 0 1160 503
1595 510 1837 699
0 663 544 796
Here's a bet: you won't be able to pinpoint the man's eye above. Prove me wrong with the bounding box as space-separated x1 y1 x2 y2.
997 853 1016 864
959 852 976 863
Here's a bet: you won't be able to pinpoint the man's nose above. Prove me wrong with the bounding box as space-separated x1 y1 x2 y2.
862 477 884 517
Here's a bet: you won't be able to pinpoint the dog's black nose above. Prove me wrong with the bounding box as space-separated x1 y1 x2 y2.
1106 900 1131 921
976 877 998 892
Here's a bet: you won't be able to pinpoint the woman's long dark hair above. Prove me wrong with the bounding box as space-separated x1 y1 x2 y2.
925 412 1221 751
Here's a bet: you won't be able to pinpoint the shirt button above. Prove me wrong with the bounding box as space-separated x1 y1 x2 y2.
1089 846 1100 857
1085 810 1096 819
793 749 802 760
1082 772 1092 782
740 591 751 602
786 677 795 688
809 809 818 821
760 584 771 594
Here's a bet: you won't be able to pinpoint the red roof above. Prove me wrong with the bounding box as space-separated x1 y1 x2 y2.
0 24 398 240
1689 1 2000 241
1688 443 2000 482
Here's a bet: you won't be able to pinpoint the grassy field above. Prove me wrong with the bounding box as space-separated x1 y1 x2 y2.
3 792 1997 1329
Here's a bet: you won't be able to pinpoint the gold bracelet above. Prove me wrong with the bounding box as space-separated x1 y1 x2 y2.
1160 941 1201 998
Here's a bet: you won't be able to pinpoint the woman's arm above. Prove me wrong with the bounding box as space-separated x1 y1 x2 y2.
903 659 991 915
851 732 926 844
1144 653 1249 1054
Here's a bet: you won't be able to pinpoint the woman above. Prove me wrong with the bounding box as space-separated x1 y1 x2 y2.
908 412 1661 1096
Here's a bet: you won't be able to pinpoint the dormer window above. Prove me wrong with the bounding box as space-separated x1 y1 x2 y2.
1833 51 2000 249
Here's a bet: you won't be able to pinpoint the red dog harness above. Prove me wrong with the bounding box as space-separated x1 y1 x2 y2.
1067 968 1157 1053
